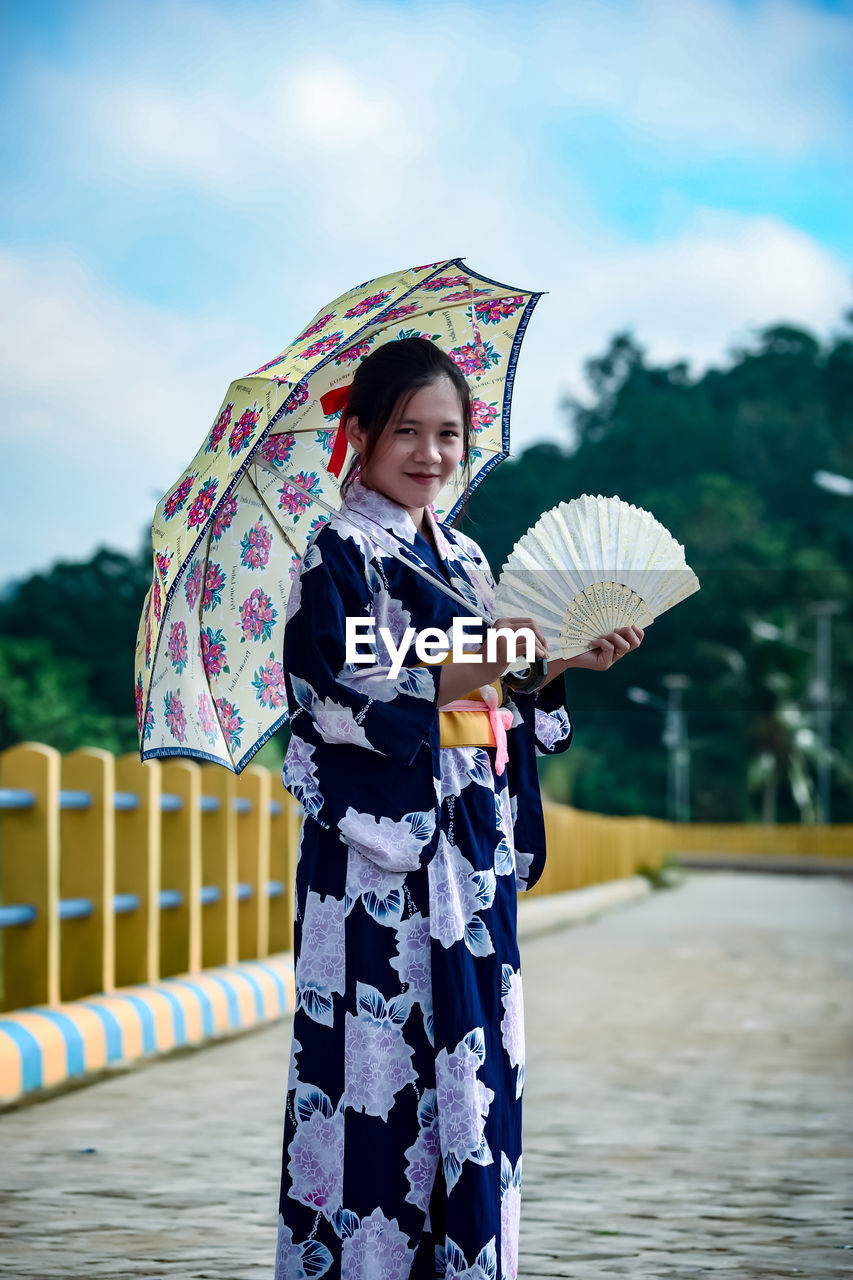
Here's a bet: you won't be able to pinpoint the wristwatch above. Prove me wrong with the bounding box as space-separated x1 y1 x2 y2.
502 657 549 694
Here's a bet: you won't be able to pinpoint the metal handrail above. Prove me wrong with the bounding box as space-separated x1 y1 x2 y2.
0 881 287 927
0 789 284 814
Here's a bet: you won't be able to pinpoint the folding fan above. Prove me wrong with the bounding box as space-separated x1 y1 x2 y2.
494 494 700 658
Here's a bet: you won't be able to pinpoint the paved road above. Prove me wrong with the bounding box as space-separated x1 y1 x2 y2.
2 870 851 1278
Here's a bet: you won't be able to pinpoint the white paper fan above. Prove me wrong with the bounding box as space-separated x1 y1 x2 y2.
494 494 700 658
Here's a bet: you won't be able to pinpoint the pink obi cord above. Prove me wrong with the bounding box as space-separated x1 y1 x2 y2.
439 684 514 776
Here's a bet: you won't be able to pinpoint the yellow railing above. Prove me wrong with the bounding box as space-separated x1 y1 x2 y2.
537 808 853 886
667 822 853 858
535 806 671 895
0 744 298 1013
1 743 851 1014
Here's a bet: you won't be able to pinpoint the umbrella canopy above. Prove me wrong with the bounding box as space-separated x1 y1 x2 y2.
135 258 542 771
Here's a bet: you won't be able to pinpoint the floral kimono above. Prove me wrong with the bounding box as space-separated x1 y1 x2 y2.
276 481 573 1280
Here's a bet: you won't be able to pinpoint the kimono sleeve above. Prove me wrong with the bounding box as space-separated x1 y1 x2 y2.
532 671 574 757
504 675 573 895
283 528 442 766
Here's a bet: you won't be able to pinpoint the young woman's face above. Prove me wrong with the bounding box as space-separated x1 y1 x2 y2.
346 376 465 527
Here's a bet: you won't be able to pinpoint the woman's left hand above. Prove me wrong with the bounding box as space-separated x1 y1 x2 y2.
563 624 645 672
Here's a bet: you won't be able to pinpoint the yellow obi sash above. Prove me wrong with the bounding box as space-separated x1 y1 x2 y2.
439 681 505 749
418 653 505 750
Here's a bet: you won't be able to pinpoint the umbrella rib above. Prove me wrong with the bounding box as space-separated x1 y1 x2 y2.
245 464 303 559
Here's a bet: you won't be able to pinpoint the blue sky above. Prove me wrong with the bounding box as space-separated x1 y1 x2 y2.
1 0 851 585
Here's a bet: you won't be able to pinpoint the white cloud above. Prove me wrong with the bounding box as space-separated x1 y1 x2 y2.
547 208 852 389
0 246 268 581
1 205 848 583
35 0 853 204
539 0 853 157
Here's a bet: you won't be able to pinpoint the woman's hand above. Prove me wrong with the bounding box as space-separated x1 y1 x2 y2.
438 616 549 705
484 616 550 667
563 624 645 672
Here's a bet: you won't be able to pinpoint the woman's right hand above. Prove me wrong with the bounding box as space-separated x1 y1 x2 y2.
481 616 550 668
438 615 549 706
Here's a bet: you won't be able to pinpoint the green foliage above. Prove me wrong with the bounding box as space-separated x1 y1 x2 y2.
0 545 150 755
0 637 131 754
461 316 853 822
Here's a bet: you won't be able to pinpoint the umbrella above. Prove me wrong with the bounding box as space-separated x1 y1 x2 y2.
135 258 542 771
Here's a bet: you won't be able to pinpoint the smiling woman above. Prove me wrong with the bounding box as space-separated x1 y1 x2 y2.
274 337 576 1280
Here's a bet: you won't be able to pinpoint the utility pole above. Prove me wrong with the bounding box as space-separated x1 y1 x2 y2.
662 674 691 823
808 601 844 823
627 677 691 822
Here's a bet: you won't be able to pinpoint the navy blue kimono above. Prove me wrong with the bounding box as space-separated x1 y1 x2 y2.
275 481 573 1280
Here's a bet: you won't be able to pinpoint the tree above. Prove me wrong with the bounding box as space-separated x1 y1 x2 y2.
0 542 151 754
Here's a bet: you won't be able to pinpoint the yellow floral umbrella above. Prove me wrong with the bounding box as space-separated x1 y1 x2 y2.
135 258 542 771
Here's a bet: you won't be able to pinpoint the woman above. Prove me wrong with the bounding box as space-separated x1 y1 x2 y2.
275 337 643 1280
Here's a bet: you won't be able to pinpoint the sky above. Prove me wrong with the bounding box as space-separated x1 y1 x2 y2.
1 0 851 587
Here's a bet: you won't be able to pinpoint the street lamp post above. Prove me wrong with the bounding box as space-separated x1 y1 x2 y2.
662 675 691 823
627 676 691 822
809 601 845 823
750 602 843 822
810 470 850 823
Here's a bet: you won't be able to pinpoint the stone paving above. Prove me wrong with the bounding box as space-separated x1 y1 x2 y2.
1 869 851 1278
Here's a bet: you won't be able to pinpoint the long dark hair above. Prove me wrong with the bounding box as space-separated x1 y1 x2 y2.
340 337 473 505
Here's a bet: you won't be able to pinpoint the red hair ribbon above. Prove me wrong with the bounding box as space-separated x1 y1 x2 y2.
320 384 353 479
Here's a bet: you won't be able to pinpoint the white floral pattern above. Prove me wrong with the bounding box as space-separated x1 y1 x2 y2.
344 846 407 925
339 806 435 873
275 1214 333 1280
340 1206 414 1279
439 1234 498 1280
389 910 433 1041
514 846 535 892
295 891 346 1026
344 983 417 1120
493 786 516 876
500 1153 522 1280
500 964 525 1099
282 736 322 818
403 1088 440 1211
534 705 572 753
435 1028 495 1192
428 832 496 957
439 746 494 799
290 675 378 751
286 1087 343 1219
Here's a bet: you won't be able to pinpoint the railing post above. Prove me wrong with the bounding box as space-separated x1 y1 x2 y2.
236 765 271 961
115 755 161 985
584 812 599 888
618 819 633 879
200 765 238 968
559 806 578 891
0 743 60 1010
60 748 115 1000
605 817 617 879
159 761 201 978
268 793 290 954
